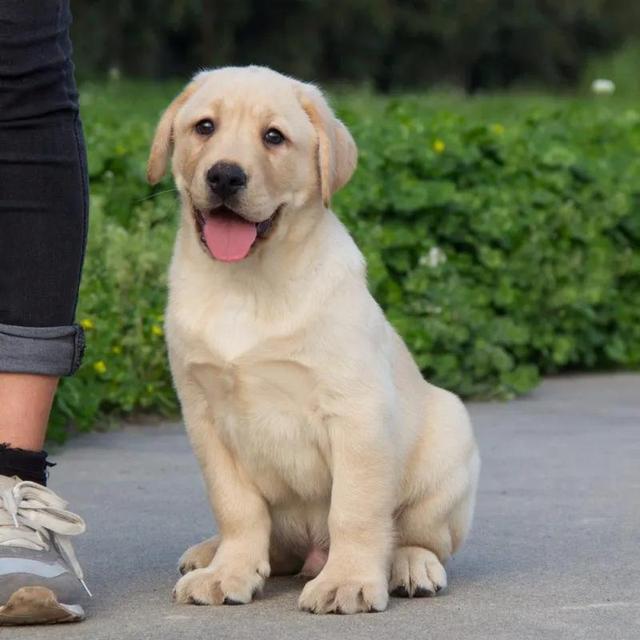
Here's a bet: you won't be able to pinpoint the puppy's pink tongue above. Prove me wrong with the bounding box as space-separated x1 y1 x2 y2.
203 215 257 262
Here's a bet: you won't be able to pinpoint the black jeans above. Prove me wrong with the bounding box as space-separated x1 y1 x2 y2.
0 0 87 376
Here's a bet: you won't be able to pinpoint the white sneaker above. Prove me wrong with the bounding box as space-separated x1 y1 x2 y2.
0 475 90 625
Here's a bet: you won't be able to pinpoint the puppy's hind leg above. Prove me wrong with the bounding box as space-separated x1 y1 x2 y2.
179 534 304 577
389 546 448 597
179 535 220 575
391 387 480 598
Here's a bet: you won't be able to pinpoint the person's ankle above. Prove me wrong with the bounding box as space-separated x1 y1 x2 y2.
0 444 54 485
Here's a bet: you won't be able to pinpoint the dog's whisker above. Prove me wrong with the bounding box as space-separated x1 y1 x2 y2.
136 188 178 203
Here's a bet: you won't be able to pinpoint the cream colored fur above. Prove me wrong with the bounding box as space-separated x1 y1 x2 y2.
148 66 480 614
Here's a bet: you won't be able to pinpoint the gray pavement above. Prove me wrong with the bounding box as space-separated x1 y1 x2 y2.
9 374 640 639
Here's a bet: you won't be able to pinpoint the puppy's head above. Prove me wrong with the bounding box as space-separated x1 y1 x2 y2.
147 66 357 263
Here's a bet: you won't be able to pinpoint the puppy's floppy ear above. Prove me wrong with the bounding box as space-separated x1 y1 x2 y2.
146 77 203 185
297 83 357 207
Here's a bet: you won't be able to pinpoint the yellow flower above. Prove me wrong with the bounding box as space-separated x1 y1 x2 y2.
80 318 95 330
432 139 446 154
111 345 122 355
93 360 107 375
151 324 164 337
491 123 505 135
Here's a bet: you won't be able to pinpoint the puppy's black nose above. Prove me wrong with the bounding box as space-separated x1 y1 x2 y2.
206 162 247 199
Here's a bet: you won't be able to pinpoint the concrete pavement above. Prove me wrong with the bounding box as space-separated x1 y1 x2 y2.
10 374 640 639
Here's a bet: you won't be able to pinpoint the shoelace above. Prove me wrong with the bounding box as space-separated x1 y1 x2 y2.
0 479 91 596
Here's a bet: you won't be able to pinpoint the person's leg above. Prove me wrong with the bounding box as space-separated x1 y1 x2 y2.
0 375 58 450
0 0 88 464
0 0 90 624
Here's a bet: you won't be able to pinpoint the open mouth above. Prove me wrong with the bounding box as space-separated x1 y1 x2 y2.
193 205 281 262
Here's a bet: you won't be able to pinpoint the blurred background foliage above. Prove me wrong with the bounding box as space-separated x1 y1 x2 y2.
49 85 640 440
71 0 640 91
47 1 640 440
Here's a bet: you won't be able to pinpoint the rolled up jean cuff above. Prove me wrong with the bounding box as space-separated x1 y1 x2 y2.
0 323 85 377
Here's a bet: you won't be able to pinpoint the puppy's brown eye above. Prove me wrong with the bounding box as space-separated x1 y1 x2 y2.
264 128 285 145
195 119 215 136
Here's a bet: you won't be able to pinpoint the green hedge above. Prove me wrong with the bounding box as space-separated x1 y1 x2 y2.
49 83 640 440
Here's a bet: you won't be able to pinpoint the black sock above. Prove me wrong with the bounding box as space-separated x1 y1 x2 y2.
0 444 54 485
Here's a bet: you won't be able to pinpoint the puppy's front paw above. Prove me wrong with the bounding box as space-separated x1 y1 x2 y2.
179 535 220 575
174 557 270 606
298 568 388 614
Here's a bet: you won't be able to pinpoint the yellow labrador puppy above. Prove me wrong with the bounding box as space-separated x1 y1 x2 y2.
147 66 480 614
